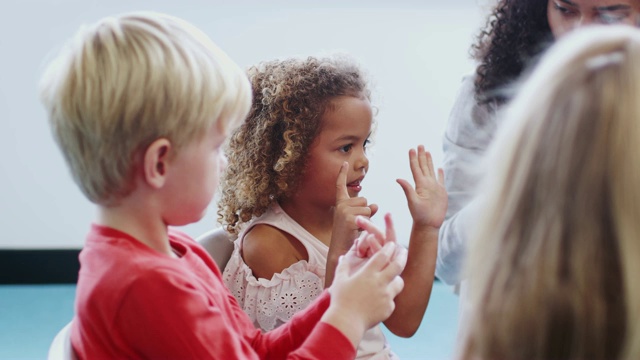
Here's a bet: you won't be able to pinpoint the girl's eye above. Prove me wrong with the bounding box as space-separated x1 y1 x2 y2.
340 144 353 153
363 139 370 151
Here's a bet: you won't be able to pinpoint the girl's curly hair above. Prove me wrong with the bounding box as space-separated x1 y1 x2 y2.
473 0 553 103
218 55 371 234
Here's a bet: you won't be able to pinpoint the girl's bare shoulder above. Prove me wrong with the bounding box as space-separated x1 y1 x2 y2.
241 224 309 279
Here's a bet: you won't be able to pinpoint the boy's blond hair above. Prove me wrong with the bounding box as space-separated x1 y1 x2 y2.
462 25 640 360
40 12 251 205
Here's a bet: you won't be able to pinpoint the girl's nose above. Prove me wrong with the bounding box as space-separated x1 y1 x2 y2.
353 150 369 171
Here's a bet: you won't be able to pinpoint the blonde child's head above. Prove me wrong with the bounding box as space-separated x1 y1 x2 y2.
218 55 373 234
462 25 640 359
39 12 251 206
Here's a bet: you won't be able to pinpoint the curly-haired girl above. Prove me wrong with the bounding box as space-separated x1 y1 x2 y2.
437 0 640 286
219 55 447 359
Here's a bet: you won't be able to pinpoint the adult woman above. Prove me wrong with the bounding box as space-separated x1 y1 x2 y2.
436 0 640 286
461 24 640 359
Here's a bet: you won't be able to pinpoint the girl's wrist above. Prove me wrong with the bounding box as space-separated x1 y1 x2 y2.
328 233 356 257
411 221 441 234
409 222 441 246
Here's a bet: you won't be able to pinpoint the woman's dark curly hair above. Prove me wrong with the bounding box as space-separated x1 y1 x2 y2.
218 55 371 234
473 0 553 103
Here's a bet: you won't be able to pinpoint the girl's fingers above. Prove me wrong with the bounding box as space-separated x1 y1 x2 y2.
396 178 414 202
417 145 429 177
360 233 383 258
335 162 351 203
426 151 435 178
408 148 422 184
355 213 397 260
368 203 379 218
341 197 369 207
358 242 396 274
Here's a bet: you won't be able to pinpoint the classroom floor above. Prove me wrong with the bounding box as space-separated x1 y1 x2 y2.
0 281 459 359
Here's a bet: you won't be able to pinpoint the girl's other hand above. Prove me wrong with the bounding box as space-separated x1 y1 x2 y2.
330 162 378 258
326 162 378 286
396 145 447 228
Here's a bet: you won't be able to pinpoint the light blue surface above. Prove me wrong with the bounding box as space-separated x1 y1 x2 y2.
0 282 458 359
383 282 459 359
0 285 76 360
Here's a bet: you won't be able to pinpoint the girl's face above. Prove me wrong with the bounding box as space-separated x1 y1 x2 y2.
547 0 640 38
293 95 373 209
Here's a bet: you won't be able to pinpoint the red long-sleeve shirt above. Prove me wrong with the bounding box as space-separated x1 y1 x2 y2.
71 225 355 359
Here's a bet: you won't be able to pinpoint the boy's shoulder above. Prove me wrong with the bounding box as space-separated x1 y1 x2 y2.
168 228 219 267
81 226 215 291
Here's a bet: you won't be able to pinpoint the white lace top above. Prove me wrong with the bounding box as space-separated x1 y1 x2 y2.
223 203 397 359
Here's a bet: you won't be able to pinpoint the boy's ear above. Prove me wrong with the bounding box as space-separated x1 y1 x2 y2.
143 138 172 189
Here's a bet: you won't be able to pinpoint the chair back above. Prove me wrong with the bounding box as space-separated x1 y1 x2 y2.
47 321 77 360
196 227 236 270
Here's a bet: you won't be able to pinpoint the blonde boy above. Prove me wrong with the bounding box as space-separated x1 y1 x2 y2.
39 12 406 359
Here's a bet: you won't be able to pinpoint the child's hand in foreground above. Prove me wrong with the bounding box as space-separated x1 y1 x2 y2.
342 213 402 274
323 238 407 346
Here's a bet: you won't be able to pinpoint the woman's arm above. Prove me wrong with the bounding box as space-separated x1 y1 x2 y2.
437 74 497 285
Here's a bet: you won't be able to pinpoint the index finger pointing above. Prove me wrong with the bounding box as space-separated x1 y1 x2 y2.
335 162 350 202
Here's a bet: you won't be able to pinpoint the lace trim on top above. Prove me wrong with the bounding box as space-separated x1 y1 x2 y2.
223 248 324 331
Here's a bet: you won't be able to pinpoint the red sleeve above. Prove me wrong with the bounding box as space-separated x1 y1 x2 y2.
117 267 355 359
116 269 259 359
252 291 356 360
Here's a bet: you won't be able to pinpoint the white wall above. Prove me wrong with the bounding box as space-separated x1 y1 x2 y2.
0 0 485 249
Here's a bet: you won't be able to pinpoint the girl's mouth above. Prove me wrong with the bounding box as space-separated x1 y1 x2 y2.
347 179 363 193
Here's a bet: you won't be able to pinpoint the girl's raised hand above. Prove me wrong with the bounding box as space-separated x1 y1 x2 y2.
326 162 378 286
396 145 447 228
334 161 379 235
